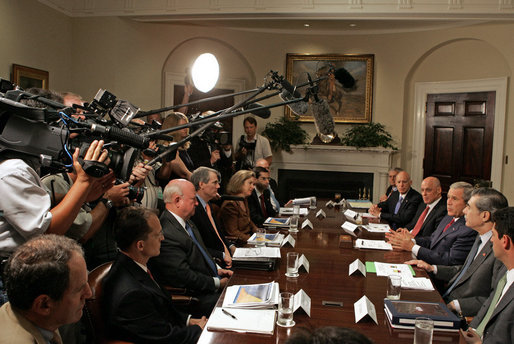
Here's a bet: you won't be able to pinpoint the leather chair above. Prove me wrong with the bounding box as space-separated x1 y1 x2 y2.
84 262 198 344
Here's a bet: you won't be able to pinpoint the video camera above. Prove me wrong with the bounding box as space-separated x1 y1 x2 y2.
189 112 232 151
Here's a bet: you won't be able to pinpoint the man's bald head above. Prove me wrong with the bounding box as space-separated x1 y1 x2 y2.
420 176 442 204
395 171 412 194
163 179 198 220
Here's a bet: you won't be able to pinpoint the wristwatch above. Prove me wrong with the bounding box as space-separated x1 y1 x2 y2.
100 198 114 209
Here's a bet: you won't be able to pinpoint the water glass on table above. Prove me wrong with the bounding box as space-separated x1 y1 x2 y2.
255 228 266 247
285 252 299 278
289 205 300 232
414 317 433 344
386 275 402 300
277 292 295 327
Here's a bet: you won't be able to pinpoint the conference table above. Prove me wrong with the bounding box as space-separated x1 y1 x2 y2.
198 202 463 344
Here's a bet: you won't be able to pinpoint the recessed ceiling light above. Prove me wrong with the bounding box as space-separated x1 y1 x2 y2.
349 23 357 27
304 23 310 27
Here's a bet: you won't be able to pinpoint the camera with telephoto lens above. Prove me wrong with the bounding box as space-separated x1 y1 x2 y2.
115 178 146 203
190 112 232 151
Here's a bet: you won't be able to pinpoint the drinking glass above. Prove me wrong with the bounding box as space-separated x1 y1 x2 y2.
255 228 266 247
414 317 434 344
386 275 402 300
277 292 295 327
309 197 317 209
285 252 299 277
289 205 300 232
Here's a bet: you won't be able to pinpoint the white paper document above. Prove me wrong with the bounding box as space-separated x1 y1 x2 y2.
363 223 391 233
206 307 276 335
354 295 378 324
233 247 281 260
222 282 279 309
374 262 414 280
347 200 373 209
401 277 435 291
349 259 366 276
354 239 392 251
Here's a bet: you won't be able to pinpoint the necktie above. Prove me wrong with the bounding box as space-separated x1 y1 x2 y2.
260 194 268 217
443 218 456 233
394 195 403 214
206 203 230 257
411 206 430 237
185 222 218 276
475 273 508 336
51 332 63 344
442 236 481 298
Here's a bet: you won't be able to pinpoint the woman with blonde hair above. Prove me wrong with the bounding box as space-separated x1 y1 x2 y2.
218 170 257 242
159 112 194 180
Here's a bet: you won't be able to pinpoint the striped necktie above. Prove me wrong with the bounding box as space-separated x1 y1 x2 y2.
442 236 481 298
475 273 508 336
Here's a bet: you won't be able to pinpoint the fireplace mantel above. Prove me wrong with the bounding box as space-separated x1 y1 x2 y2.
271 145 397 203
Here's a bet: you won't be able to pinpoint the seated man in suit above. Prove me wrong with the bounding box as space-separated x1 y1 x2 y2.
369 171 423 229
387 181 476 265
190 166 235 268
407 188 508 317
463 207 514 344
102 207 204 344
149 179 233 317
379 167 403 202
255 158 281 210
402 176 447 239
248 166 278 227
0 235 92 344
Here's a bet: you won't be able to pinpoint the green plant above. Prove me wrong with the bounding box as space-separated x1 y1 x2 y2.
262 117 309 152
340 122 397 149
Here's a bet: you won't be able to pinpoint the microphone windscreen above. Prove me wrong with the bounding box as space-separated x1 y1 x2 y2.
280 79 302 98
280 90 309 116
334 68 355 89
310 99 335 143
244 102 271 119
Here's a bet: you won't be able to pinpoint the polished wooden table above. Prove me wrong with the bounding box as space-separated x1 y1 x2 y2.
198 204 462 344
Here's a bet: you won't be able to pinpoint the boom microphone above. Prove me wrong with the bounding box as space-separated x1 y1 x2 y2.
279 90 309 116
310 99 336 143
333 68 356 89
243 102 271 119
80 122 149 149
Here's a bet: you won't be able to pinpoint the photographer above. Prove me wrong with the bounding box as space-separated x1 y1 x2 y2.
234 116 272 171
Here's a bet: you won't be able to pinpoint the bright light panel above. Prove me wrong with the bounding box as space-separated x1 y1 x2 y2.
192 53 219 93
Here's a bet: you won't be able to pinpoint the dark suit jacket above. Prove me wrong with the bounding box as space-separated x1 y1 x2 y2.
377 188 423 228
218 198 257 242
415 215 476 265
102 253 201 344
405 196 447 238
436 238 506 316
247 189 277 227
190 196 230 260
149 210 218 293
470 273 514 344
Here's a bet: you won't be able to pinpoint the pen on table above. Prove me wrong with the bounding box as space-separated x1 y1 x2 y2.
222 308 238 320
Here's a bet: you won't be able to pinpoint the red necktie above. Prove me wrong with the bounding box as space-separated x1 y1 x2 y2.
411 206 429 237
260 194 268 217
442 218 455 233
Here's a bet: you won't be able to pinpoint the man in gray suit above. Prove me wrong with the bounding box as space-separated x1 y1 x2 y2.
462 207 514 344
149 179 233 317
407 188 508 317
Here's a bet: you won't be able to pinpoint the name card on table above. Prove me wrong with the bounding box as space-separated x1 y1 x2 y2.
325 200 335 208
297 254 310 273
316 209 326 219
341 222 359 237
293 289 311 317
354 295 378 324
281 234 296 247
344 209 358 220
302 219 313 230
349 259 366 277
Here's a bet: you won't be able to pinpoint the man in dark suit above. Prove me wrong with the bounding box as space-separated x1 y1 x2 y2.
387 181 476 266
407 188 508 317
403 176 447 239
149 179 233 316
248 166 277 227
369 171 423 229
190 167 235 268
255 158 281 210
102 207 205 344
463 207 514 344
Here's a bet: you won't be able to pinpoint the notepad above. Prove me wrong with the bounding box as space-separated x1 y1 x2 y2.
206 307 276 335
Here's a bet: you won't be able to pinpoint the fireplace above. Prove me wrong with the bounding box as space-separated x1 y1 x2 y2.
270 145 396 204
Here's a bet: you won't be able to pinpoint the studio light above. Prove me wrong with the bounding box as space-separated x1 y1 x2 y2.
191 53 219 93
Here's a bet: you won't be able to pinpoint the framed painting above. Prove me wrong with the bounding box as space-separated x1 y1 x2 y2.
12 64 49 90
285 54 374 123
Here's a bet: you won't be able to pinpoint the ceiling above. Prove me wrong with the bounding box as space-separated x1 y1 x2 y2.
39 0 514 35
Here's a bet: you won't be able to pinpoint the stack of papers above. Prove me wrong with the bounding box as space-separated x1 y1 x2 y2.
363 223 391 233
367 262 434 291
263 217 290 227
279 207 309 216
247 233 285 247
206 307 277 335
222 282 279 309
347 199 373 209
354 239 392 250
232 247 281 261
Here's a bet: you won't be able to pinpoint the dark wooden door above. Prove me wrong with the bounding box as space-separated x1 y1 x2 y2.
424 92 495 191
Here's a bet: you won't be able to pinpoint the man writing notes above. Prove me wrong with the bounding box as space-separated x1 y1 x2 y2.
149 179 233 317
462 207 514 344
387 181 476 265
102 207 205 344
369 171 423 229
407 188 508 317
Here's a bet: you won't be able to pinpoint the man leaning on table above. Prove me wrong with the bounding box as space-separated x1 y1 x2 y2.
386 181 476 266
406 187 508 317
369 171 423 229
461 206 514 344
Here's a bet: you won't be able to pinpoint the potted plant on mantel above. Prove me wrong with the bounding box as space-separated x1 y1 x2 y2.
262 116 309 153
340 122 398 150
